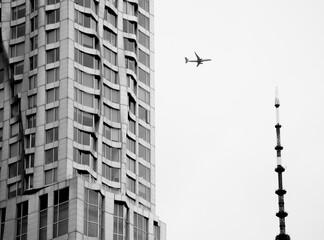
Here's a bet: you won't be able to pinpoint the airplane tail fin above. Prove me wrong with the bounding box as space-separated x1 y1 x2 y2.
185 57 189 63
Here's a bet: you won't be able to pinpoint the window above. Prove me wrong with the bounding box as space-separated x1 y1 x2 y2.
47 9 60 24
102 163 120 182
126 176 135 193
123 19 136 34
13 83 22 96
29 75 37 90
25 154 35 169
103 124 120 142
30 0 38 12
75 10 97 30
73 148 97 171
11 23 25 39
45 147 58 164
103 65 118 84
103 28 117 46
75 29 97 49
11 61 24 76
75 68 99 89
47 0 60 4
139 124 150 143
74 127 96 148
139 144 150 162
128 118 135 134
27 114 37 128
46 107 59 123
46 127 58 143
47 29 60 44
125 57 137 73
0 208 6 240
139 105 149 123
10 122 20 137
75 0 98 14
11 102 20 118
138 183 150 202
124 38 136 52
30 15 38 32
139 0 149 12
75 88 99 108
30 54 38 70
39 194 48 240
134 213 148 240
138 12 149 30
113 203 129 240
47 48 60 63
102 143 120 162
84 189 104 238
138 86 150 104
75 49 99 69
103 85 119 103
127 137 136 154
123 1 136 15
10 42 25 58
139 49 150 67
25 133 36 148
103 47 117 65
53 187 69 238
74 108 94 127
139 31 150 49
103 105 120 123
139 163 150 182
9 160 23 178
10 141 22 158
30 35 38 51
154 223 160 240
28 94 37 109
12 4 26 20
45 168 57 185
104 7 117 27
8 181 22 198
0 69 4 84
46 87 59 103
127 156 135 173
0 109 3 122
46 68 59 83
16 201 28 240
24 174 34 189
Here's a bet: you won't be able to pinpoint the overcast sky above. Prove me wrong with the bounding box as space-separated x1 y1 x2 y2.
154 1 324 240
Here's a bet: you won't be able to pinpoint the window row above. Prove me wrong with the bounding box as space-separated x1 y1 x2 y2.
74 148 97 172
103 124 120 142
102 163 120 182
74 108 95 127
75 49 99 69
103 104 120 123
75 68 100 89
75 0 98 14
75 10 97 30
74 127 96 149
102 143 120 162
75 88 99 109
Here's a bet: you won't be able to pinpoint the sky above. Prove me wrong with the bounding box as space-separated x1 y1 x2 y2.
154 1 324 240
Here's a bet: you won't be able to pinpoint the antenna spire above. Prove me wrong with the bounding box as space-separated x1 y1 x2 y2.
274 88 291 240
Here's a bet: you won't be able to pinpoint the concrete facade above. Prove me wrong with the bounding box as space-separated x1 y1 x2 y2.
0 0 166 239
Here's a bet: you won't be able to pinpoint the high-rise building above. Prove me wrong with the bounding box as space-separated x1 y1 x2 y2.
0 1 166 240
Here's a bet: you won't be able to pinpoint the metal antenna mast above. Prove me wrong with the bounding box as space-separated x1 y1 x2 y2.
274 89 291 240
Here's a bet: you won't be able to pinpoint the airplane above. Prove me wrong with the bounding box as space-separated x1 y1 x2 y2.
185 52 212 67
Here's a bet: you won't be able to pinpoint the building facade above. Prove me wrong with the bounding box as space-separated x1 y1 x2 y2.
0 0 166 239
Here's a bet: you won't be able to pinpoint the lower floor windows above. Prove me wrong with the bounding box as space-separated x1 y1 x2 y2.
84 188 104 238
133 213 148 240
16 201 28 240
53 187 69 238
